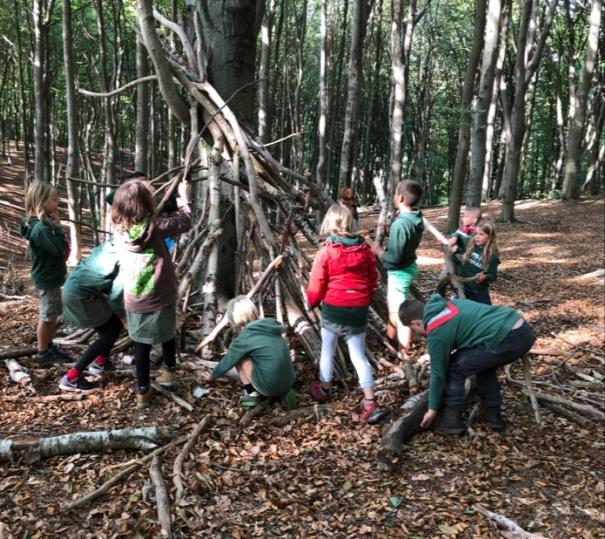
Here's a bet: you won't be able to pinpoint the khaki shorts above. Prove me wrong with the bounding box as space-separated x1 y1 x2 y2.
39 287 63 322
387 264 419 314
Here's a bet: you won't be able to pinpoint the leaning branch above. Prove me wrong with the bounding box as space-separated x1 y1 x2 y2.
77 75 158 98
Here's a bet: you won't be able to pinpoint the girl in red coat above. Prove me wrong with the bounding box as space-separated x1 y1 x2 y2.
306 204 383 423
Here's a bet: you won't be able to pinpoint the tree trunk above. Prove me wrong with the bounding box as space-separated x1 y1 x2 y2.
338 0 370 189
135 39 150 176
258 0 275 144
62 0 82 264
467 0 503 207
561 0 602 200
32 0 51 184
388 0 416 189
316 0 329 186
499 0 559 222
446 0 487 232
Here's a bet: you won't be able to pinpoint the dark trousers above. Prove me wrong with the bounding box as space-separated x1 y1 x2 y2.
135 338 176 393
464 288 492 305
443 321 536 411
75 314 123 373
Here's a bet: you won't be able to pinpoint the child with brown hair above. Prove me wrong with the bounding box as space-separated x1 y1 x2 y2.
307 204 383 423
448 206 482 248
371 180 424 358
455 220 500 305
20 181 71 365
111 178 192 408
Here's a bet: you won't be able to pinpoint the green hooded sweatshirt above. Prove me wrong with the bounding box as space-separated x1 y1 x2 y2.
423 293 521 411
381 209 424 270
62 240 125 326
19 217 67 290
454 237 500 293
212 318 295 397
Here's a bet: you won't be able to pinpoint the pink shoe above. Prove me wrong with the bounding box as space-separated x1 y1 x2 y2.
310 381 331 402
359 400 385 424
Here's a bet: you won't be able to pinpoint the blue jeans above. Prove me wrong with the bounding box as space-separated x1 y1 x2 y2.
464 288 492 305
443 321 535 411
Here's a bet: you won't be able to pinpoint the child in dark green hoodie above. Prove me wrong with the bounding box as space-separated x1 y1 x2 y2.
20 181 70 365
211 296 296 408
371 180 424 358
399 293 535 434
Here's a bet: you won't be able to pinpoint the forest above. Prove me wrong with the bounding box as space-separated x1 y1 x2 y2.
0 0 604 537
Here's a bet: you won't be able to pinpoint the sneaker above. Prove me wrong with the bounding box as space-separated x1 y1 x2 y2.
280 389 298 411
156 370 177 389
484 407 506 432
59 374 98 392
432 406 466 435
87 359 114 376
48 343 71 361
310 381 331 402
359 400 386 424
34 349 64 366
137 387 153 409
241 389 262 408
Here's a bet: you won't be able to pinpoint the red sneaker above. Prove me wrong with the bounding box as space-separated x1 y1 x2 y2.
359 400 385 424
310 381 331 402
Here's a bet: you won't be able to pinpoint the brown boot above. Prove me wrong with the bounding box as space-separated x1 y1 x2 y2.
156 370 177 389
137 387 153 409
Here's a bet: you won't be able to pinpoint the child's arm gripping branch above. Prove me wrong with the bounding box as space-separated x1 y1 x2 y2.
155 182 193 238
306 247 329 309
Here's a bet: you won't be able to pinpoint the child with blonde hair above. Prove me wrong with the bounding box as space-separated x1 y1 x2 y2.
211 296 296 408
20 181 70 364
456 220 500 305
111 178 192 408
307 204 383 423
448 206 482 249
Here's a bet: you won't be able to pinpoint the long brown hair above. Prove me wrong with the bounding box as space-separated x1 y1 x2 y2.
111 179 156 231
463 220 498 270
25 181 56 221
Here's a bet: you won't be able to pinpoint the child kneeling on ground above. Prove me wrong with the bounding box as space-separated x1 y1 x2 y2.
398 292 536 434
211 296 297 409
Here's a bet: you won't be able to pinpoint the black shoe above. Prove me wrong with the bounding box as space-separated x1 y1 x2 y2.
59 374 98 392
35 349 64 366
48 343 71 361
484 407 506 432
432 406 466 435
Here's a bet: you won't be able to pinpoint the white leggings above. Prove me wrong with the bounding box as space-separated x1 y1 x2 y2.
319 328 374 389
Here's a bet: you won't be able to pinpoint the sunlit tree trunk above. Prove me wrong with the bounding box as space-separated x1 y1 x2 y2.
316 0 329 186
135 39 149 176
562 0 602 200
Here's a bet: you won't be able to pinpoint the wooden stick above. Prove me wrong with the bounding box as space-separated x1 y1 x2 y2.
62 434 188 512
540 401 592 427
173 416 211 502
262 404 334 426
522 355 542 425
0 348 37 360
78 75 158 98
473 504 544 538
150 382 193 412
240 398 273 427
149 455 173 539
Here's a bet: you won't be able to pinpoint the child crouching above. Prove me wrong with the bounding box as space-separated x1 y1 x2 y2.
211 296 297 409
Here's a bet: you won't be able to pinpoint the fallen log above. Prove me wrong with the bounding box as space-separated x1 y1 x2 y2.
262 404 334 426
0 348 37 361
0 426 173 461
3 359 31 385
473 504 545 538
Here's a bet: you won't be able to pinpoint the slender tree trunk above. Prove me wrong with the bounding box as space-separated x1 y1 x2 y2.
562 0 602 200
388 0 417 189
316 0 329 186
447 0 487 232
258 0 274 144
135 39 149 175
338 0 370 189
467 0 503 207
62 0 82 264
32 0 51 183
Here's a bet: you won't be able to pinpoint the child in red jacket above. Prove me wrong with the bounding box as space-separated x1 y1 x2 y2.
306 204 383 423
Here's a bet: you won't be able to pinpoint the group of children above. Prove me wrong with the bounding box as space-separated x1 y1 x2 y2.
20 175 533 431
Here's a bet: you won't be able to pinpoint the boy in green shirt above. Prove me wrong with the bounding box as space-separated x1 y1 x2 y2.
371 180 424 357
211 296 297 409
398 293 535 434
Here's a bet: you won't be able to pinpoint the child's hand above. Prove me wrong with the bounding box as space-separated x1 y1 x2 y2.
476 272 487 283
370 242 383 256
450 245 458 254
447 237 457 247
178 181 192 203
420 409 438 428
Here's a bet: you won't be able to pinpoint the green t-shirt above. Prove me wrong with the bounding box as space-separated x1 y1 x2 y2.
381 209 424 270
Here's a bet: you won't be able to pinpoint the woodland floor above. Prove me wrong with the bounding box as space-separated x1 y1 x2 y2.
0 152 604 538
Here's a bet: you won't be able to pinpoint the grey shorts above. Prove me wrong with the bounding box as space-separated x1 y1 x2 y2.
39 287 63 322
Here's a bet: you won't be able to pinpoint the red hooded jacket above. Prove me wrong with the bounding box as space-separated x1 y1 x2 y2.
306 236 378 308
